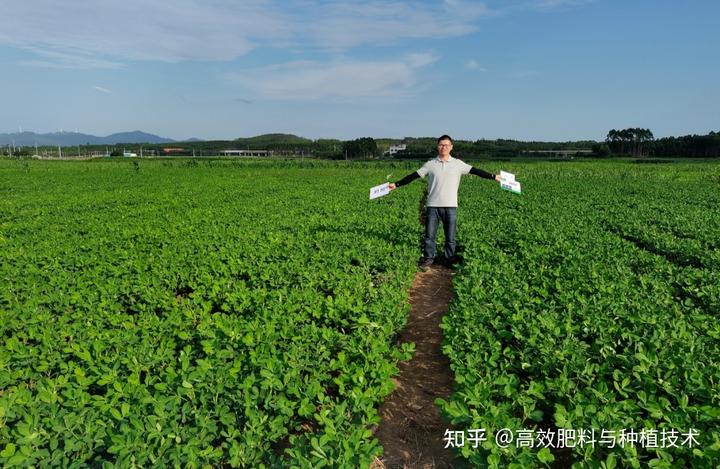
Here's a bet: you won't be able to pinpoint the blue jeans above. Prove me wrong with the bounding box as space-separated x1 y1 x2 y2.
423 207 457 260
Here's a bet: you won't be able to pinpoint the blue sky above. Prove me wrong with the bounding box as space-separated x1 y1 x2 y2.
1 0 718 141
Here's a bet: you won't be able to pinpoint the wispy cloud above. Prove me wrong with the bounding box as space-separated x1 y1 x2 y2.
465 59 487 71
300 1 491 50
477 0 595 16
1 0 285 66
1 1 490 67
228 52 440 100
531 0 596 10
19 47 123 69
93 86 112 94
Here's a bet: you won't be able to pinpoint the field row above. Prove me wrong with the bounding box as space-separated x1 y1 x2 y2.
1 159 718 467
440 162 720 467
1 160 423 467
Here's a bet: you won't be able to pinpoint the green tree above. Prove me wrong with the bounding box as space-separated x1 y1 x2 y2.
342 137 378 159
606 128 654 156
591 143 611 157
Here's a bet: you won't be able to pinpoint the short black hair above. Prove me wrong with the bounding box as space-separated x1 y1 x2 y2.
437 134 453 143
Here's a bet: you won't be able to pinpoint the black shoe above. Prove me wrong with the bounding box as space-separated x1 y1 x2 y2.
418 257 434 270
444 255 463 268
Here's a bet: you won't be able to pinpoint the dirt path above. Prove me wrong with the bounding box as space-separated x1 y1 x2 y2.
372 265 458 469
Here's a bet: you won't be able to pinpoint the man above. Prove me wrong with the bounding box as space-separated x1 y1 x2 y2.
389 135 500 270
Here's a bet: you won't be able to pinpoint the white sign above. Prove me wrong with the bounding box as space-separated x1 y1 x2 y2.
501 180 522 194
499 171 521 194
500 171 515 182
369 182 391 200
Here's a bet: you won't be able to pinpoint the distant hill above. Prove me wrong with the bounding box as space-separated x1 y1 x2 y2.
233 133 312 146
103 131 175 144
0 130 176 146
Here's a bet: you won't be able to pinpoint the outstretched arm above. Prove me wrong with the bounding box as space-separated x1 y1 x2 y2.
389 171 420 190
470 167 501 182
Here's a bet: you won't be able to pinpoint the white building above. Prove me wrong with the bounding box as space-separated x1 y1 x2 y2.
221 150 273 157
385 144 407 156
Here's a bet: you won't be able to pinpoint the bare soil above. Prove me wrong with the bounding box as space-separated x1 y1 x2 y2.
371 265 458 469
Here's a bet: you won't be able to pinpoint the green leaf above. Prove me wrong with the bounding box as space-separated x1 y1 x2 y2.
537 447 554 464
310 437 327 459
529 409 544 422
6 454 26 466
0 443 16 458
298 399 314 418
604 453 617 469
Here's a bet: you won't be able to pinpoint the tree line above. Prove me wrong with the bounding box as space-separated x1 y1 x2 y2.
605 128 720 158
6 130 720 159
606 128 655 156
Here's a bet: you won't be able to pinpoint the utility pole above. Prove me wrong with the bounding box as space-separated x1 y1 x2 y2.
58 145 62 158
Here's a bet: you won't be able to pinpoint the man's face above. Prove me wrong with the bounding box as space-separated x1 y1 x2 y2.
438 139 452 158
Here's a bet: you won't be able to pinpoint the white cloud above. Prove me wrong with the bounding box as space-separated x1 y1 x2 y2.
1 1 489 67
532 0 596 10
1 0 286 66
0 1 596 70
228 53 440 100
465 59 487 71
19 47 123 69
301 1 491 50
93 86 112 93
406 52 440 68
444 0 496 17
474 0 595 16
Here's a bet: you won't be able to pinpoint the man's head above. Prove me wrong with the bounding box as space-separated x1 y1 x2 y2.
437 134 453 159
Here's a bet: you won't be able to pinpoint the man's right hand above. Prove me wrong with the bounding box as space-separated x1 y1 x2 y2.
388 183 397 191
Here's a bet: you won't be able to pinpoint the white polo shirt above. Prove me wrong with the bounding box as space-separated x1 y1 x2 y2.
416 156 472 207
